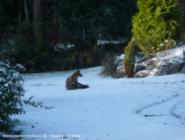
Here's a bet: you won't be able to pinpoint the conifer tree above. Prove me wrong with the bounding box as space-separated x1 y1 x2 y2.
132 0 181 55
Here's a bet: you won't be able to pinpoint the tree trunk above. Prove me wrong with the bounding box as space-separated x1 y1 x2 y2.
179 0 185 39
51 6 60 45
24 0 30 23
33 0 43 46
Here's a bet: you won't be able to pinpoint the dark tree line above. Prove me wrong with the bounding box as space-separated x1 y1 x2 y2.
0 0 136 72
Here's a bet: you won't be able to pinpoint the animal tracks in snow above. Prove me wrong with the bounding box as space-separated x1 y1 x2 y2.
169 100 185 122
30 83 58 87
135 93 179 115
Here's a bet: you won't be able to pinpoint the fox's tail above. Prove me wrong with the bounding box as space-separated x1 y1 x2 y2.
77 83 89 89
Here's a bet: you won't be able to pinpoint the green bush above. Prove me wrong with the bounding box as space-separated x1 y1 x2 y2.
0 62 47 139
0 62 24 137
159 39 176 51
132 0 181 55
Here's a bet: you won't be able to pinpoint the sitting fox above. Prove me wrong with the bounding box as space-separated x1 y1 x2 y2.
66 70 89 90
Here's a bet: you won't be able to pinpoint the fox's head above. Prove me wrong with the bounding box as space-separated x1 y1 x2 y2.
74 70 83 77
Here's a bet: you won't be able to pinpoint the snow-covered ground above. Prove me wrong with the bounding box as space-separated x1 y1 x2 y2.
15 67 185 140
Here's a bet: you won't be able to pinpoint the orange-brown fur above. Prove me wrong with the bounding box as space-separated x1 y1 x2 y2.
66 70 88 90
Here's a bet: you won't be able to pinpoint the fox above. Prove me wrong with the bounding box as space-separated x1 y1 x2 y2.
66 70 89 90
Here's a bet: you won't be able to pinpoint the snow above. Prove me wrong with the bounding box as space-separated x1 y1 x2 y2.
54 43 75 52
114 54 124 64
14 67 185 140
156 45 185 60
97 39 126 46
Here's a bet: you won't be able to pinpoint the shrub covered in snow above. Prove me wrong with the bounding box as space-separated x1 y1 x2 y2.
0 62 24 136
0 62 53 137
0 62 49 137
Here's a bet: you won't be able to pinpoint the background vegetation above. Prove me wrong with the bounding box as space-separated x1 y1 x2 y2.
0 0 136 72
123 0 185 77
132 0 182 55
0 0 185 74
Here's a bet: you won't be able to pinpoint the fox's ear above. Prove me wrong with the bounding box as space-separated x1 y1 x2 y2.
77 69 83 76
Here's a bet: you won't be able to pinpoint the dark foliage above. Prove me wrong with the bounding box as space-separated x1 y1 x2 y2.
0 62 24 138
0 62 52 139
0 0 136 72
